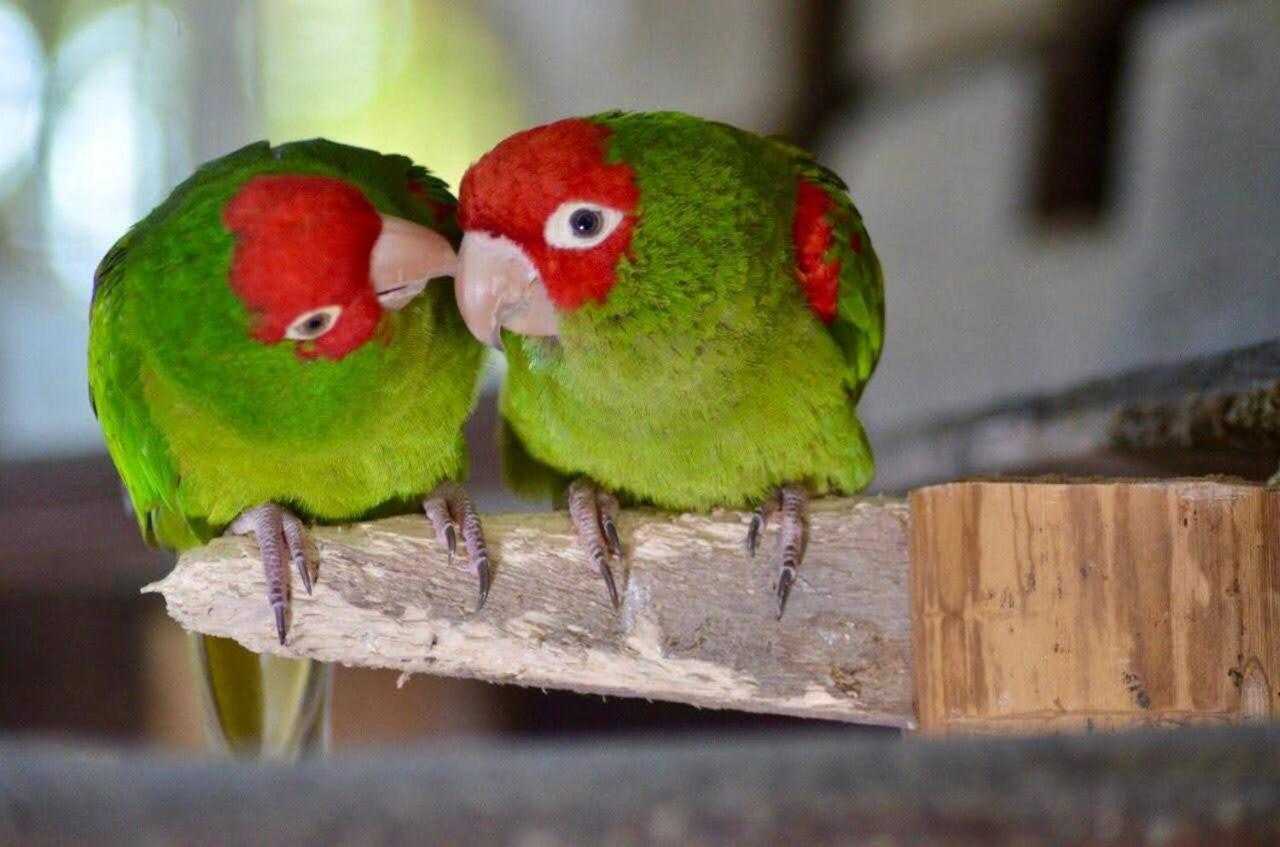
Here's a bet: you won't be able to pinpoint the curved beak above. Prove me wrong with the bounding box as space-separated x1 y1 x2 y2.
370 215 458 311
454 231 559 350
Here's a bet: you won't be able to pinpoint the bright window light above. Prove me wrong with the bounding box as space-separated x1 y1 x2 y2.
42 3 187 303
251 0 523 190
0 3 44 199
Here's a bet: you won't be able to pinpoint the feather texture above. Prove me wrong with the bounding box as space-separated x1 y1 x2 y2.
88 139 483 548
491 112 885 510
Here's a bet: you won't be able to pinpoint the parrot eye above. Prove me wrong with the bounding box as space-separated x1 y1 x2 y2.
570 208 603 237
544 200 624 250
284 305 343 341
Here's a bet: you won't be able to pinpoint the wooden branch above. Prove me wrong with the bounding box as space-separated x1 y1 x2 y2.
875 337 1280 489
147 498 915 726
7 727 1280 845
149 478 1280 734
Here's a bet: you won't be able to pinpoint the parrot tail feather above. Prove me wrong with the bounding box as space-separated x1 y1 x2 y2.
191 634 332 759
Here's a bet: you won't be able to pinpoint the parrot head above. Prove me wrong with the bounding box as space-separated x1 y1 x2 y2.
222 172 457 360
98 140 471 441
454 118 639 348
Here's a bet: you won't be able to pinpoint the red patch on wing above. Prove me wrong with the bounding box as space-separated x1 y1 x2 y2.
223 175 383 359
792 179 840 324
459 118 639 310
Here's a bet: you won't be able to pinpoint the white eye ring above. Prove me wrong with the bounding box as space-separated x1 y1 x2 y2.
543 201 624 250
284 305 343 341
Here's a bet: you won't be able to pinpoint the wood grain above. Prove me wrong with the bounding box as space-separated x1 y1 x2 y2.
911 478 1280 733
148 498 915 726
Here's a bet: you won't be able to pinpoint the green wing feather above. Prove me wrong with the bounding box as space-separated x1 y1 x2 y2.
89 138 471 758
90 231 203 548
88 141 272 548
88 138 471 549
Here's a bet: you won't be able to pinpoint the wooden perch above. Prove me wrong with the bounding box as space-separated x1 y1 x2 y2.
148 499 916 726
150 478 1280 732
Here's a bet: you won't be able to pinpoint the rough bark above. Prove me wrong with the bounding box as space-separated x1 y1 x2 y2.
148 498 915 726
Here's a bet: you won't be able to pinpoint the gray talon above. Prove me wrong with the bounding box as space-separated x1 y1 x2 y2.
775 566 795 619
569 478 624 611
425 484 492 613
746 512 764 556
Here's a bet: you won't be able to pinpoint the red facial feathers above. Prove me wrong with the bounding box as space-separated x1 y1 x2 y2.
458 119 639 310
223 175 383 359
792 179 841 325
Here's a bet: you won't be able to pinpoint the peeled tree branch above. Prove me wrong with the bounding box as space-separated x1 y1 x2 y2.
148 498 916 726
150 478 1280 732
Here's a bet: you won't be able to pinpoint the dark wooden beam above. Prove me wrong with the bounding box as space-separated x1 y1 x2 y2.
1031 1 1153 222
4 727 1279 845
785 0 857 147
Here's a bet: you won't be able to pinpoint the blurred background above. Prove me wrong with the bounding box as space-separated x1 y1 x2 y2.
0 0 1277 748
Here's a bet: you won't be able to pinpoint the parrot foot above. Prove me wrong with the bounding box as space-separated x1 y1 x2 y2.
424 483 492 611
746 486 809 619
567 477 623 610
745 492 781 557
227 503 314 645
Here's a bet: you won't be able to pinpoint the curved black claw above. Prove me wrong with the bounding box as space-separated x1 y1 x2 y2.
745 495 779 557
477 558 491 610
602 515 624 562
425 483 492 613
569 478 624 610
294 559 313 596
272 604 288 645
775 566 796 620
281 511 313 595
597 552 621 610
746 511 764 556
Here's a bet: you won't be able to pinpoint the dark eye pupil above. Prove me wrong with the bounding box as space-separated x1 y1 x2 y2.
570 208 602 237
304 314 328 333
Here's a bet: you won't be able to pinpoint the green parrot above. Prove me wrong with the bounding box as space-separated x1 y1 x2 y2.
452 111 883 617
88 139 488 755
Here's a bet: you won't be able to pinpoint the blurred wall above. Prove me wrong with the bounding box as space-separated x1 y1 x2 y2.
824 0 1280 443
476 0 801 130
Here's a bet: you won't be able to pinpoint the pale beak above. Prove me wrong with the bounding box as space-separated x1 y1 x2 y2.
369 215 458 311
454 231 559 349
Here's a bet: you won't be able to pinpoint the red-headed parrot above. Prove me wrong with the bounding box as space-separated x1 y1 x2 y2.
89 139 488 754
453 112 883 617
